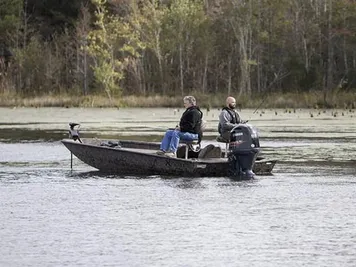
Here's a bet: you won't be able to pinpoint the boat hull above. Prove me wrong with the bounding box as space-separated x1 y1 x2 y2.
62 139 276 177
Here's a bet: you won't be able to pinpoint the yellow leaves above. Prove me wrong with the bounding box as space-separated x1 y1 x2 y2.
86 0 144 96
121 44 139 57
246 59 258 66
91 0 106 6
260 31 269 41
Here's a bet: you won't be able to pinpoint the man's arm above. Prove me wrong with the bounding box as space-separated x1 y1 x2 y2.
180 110 201 132
180 112 194 132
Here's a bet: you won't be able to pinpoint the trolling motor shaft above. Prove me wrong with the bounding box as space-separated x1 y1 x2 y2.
69 122 82 143
68 122 82 170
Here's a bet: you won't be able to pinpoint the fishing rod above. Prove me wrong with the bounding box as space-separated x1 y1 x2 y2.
253 71 290 114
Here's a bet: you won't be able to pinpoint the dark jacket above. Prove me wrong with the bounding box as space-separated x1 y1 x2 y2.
179 106 203 141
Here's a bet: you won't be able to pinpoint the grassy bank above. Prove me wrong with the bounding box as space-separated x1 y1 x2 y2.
0 91 355 109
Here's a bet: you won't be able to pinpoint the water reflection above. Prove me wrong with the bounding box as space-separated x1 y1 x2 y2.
66 170 161 180
163 178 206 189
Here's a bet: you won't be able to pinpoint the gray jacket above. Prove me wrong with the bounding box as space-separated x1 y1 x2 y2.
218 108 241 138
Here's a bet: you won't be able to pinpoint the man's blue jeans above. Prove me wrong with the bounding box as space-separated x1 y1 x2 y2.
160 130 198 153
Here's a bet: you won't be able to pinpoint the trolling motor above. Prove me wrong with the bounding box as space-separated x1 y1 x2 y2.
228 124 260 179
68 122 82 170
69 122 82 143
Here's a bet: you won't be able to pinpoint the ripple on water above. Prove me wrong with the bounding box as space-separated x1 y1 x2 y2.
1 108 356 266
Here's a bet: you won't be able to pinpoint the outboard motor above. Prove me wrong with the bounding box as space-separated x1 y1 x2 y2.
228 124 260 179
68 122 82 143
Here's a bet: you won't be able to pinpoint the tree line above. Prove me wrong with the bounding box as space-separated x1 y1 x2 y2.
0 0 355 103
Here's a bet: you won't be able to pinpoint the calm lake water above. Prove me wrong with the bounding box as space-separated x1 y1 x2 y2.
0 107 355 267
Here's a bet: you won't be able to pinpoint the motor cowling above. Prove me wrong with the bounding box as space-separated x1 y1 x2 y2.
228 124 260 179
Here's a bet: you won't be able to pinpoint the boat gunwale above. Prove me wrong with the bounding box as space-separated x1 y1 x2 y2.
61 139 219 163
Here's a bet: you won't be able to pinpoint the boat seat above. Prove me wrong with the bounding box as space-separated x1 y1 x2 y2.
216 136 229 158
181 139 200 159
198 144 222 159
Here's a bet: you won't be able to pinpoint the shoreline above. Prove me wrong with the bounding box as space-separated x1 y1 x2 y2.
0 91 355 109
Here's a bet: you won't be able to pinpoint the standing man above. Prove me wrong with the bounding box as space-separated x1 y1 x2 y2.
157 96 203 157
218 96 244 141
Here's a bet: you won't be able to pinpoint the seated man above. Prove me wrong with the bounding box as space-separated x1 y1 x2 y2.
157 96 203 157
218 96 245 141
